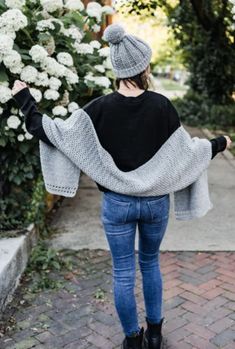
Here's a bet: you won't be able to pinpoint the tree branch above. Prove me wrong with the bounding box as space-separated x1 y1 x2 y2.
190 0 213 31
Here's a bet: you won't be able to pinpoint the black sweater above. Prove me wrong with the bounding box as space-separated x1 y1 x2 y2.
13 87 227 193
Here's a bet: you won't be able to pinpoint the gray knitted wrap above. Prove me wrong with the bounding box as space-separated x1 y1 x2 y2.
102 24 152 78
39 109 214 221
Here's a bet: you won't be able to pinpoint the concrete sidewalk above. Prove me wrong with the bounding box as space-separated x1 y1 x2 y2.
48 124 235 252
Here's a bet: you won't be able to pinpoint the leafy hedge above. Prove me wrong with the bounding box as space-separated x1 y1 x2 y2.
0 0 115 230
173 90 235 129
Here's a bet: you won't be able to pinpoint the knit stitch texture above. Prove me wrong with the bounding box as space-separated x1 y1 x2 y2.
39 109 213 220
102 24 152 78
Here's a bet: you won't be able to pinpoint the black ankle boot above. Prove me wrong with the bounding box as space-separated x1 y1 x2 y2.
142 317 164 349
122 326 144 349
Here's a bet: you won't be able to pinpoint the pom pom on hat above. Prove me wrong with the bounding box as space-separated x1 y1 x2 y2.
103 24 125 44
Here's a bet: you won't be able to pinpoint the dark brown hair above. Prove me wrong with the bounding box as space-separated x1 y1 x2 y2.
115 69 149 90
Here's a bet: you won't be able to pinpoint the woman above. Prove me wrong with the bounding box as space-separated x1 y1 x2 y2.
12 24 231 349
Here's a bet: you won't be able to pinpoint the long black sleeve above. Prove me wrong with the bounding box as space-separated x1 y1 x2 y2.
210 136 227 159
13 87 54 147
13 87 98 147
13 87 227 160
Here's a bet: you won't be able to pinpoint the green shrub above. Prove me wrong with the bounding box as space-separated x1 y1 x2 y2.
25 239 73 292
173 90 235 129
0 1 115 230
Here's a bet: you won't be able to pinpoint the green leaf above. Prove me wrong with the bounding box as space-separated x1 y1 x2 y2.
13 176 22 186
21 54 32 61
19 142 30 154
0 65 9 82
52 261 61 270
38 33 52 42
62 12 84 28
0 138 7 147
0 0 7 10
24 172 34 179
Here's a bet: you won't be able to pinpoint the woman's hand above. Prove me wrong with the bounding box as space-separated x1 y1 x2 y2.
12 80 28 96
224 135 232 149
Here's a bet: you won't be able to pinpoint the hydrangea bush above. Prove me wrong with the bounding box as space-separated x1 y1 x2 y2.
0 0 115 230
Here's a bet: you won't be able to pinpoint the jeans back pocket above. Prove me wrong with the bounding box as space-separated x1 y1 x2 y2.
147 195 170 222
101 195 131 224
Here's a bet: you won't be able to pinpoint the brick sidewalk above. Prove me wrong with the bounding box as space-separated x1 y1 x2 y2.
0 250 234 349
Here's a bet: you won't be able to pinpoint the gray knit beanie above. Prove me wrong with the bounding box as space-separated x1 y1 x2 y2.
102 23 152 78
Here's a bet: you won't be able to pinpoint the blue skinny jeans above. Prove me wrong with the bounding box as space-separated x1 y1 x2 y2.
100 190 170 337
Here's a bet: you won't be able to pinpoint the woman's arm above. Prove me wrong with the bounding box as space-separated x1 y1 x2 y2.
12 80 102 147
210 136 227 159
12 87 55 147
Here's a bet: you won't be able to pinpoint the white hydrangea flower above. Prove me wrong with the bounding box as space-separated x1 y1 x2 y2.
102 5 115 15
5 0 26 10
98 46 110 57
0 106 4 115
91 24 101 33
95 76 111 88
57 52 73 67
0 81 9 87
0 85 12 103
103 56 112 70
22 122 27 132
0 26 16 40
86 2 103 22
68 102 79 113
64 0 84 11
35 71 50 87
84 72 99 86
20 65 38 83
17 134 24 141
7 115 21 129
25 131 33 140
73 42 94 55
62 25 83 42
49 76 62 90
52 105 67 116
90 40 101 49
40 57 66 77
0 34 14 55
3 50 22 69
0 9 27 32
36 19 56 31
84 73 111 89
29 45 48 63
64 68 79 84
40 0 63 13
29 88 42 103
84 72 94 82
10 107 18 115
94 64 105 73
44 89 60 100
10 62 24 74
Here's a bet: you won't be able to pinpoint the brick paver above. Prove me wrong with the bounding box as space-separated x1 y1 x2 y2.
0 250 234 349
